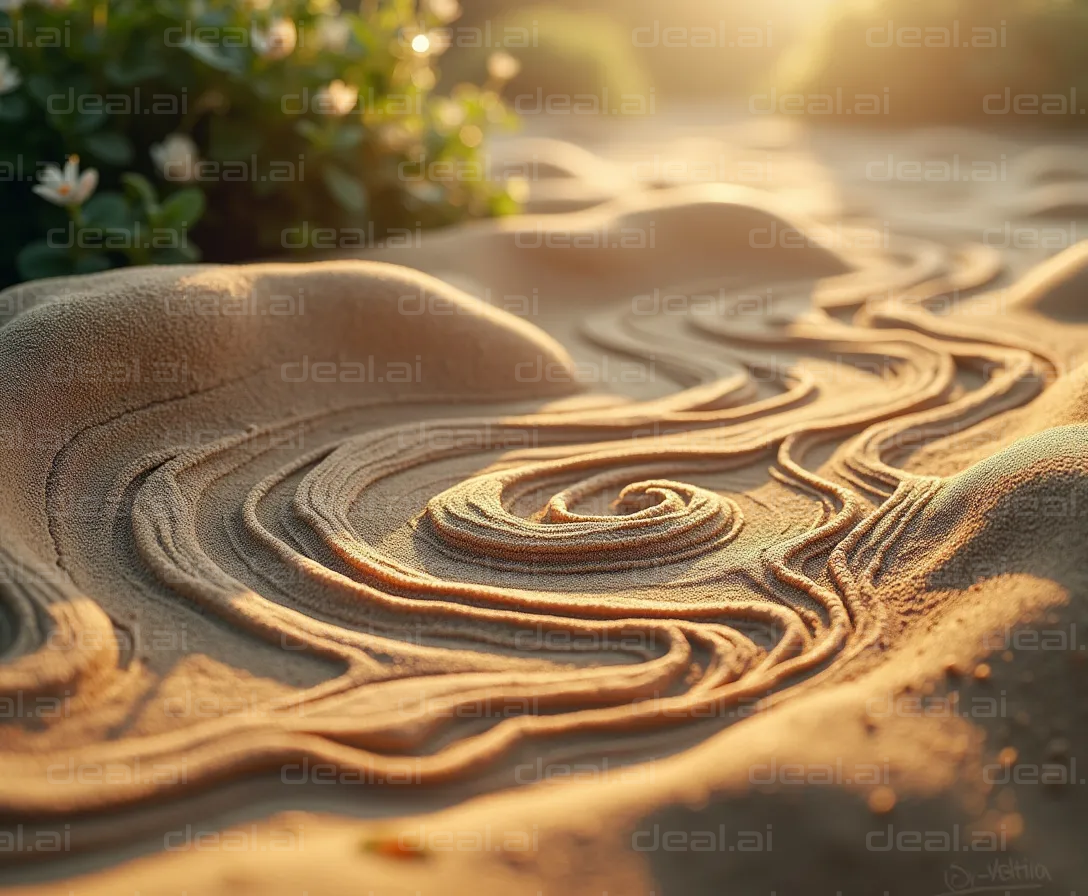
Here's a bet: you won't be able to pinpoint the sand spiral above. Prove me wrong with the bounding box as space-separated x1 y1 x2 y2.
422 472 743 572
1 163 1087 890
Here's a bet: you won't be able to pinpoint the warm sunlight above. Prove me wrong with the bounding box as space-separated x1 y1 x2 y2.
2 2 1086 895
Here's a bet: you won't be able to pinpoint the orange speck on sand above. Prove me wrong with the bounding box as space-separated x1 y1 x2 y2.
868 786 897 814
998 747 1018 768
973 663 992 681
361 836 429 861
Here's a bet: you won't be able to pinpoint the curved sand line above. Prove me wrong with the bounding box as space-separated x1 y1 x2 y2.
2 140 1088 893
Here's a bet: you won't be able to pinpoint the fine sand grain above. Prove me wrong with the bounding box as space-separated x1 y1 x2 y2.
1 131 1087 894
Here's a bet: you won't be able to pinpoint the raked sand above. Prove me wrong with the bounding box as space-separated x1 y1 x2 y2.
1 130 1087 894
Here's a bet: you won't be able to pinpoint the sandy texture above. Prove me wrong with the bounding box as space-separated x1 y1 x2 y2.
2 129 1088 894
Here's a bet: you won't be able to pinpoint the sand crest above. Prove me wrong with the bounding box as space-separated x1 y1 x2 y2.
1 135 1087 894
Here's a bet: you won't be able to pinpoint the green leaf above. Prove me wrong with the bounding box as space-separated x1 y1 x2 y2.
194 8 233 27
331 126 365 151
152 244 202 265
16 241 72 282
82 192 132 229
207 118 262 161
104 56 167 87
322 164 367 213
295 120 322 143
182 40 245 74
0 93 27 122
489 192 521 217
159 188 206 227
26 74 58 107
73 254 115 275
121 173 159 210
79 28 108 56
66 106 108 136
84 131 134 167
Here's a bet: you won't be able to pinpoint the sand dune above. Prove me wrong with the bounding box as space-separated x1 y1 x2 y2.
1 135 1087 894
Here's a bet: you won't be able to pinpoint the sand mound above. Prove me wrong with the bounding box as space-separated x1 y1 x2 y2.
1 139 1087 895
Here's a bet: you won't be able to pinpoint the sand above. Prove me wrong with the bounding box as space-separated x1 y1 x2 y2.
1 128 1087 894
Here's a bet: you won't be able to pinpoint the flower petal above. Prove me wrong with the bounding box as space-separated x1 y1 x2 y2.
77 168 98 202
37 165 63 186
32 184 63 205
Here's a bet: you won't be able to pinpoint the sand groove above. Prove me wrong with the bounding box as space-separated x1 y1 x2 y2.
1 167 1087 886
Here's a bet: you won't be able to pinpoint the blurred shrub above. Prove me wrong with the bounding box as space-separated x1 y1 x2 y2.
0 0 520 286
777 0 1088 128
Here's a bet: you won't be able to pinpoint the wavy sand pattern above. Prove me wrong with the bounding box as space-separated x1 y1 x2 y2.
2 134 1088 893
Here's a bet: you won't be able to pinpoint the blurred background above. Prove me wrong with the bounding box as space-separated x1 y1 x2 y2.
2 0 1086 286
443 0 1088 128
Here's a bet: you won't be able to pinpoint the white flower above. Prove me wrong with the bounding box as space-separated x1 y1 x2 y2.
487 51 520 82
251 17 297 60
0 1 27 12
314 15 350 52
407 27 448 57
314 79 358 116
0 54 20 96
407 181 444 204
433 98 466 130
505 176 530 204
458 124 482 148
151 133 200 182
410 65 435 90
425 0 461 24
378 123 413 151
33 155 98 207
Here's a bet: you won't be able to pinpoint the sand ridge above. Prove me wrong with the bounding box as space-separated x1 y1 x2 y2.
1 134 1087 893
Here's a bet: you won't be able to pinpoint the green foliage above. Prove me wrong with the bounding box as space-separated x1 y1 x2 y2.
0 0 520 286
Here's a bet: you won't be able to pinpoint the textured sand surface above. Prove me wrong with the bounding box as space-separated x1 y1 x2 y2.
2 130 1088 894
